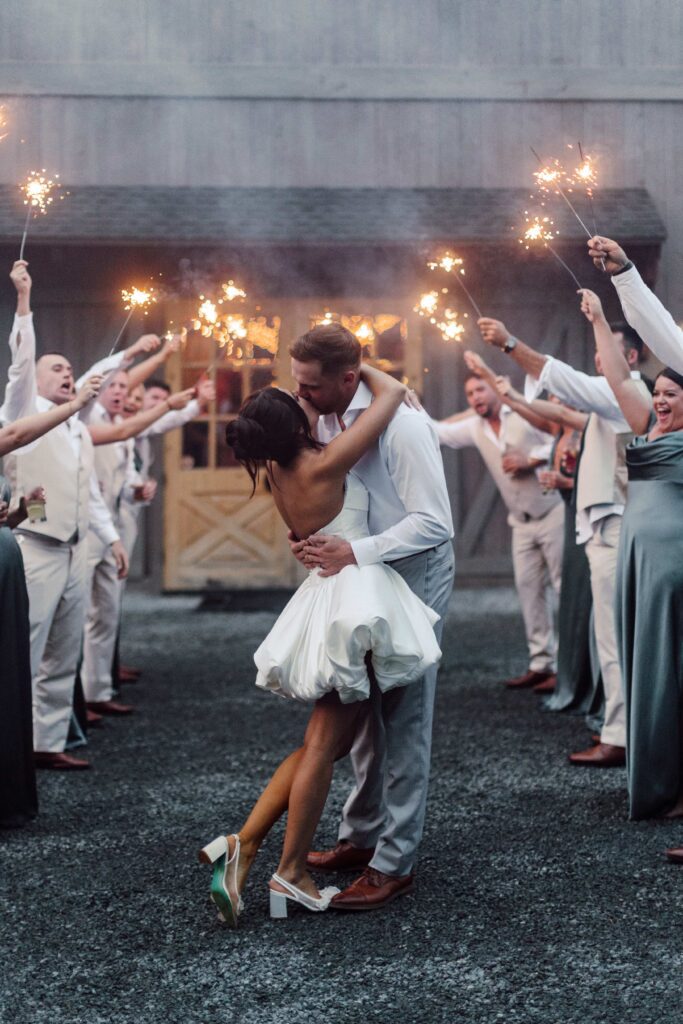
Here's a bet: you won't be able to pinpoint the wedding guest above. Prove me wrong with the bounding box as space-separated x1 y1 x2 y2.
465 352 597 714
588 237 683 373
0 261 127 771
579 289 683 824
478 313 651 768
432 359 563 691
0 378 101 818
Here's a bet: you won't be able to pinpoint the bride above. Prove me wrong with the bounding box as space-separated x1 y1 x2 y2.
199 363 441 923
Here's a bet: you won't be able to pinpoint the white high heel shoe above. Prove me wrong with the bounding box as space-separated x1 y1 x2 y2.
269 872 340 919
199 834 244 926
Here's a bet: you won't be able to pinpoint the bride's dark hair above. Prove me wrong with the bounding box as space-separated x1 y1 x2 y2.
226 387 323 492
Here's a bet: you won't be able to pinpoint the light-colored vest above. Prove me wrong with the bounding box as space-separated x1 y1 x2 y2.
576 414 630 512
4 421 92 543
91 438 131 527
472 412 561 525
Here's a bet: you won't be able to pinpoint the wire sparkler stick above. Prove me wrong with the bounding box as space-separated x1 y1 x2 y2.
519 215 583 290
19 170 61 261
530 148 593 239
427 253 484 318
107 287 157 358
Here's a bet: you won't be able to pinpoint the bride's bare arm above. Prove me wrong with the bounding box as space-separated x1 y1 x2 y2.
314 364 408 479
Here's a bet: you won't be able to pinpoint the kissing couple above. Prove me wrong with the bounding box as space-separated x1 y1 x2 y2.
199 322 454 923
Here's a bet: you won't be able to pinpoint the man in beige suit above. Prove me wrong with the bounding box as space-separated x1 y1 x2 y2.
433 370 564 692
478 314 651 768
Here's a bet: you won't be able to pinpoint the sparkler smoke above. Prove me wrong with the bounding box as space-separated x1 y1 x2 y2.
18 170 63 261
519 214 583 290
107 286 158 358
427 252 483 319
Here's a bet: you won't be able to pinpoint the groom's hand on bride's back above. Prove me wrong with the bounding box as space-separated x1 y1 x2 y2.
303 534 357 577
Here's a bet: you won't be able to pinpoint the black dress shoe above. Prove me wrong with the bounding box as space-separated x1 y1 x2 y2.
34 751 91 771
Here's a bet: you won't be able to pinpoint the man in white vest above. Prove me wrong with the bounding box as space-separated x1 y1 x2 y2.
478 314 651 768
0 261 129 770
433 371 564 692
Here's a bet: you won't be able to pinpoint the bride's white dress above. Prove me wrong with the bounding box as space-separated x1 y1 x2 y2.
254 473 442 704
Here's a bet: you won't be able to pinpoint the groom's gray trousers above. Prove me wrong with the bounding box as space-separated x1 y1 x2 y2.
338 540 455 876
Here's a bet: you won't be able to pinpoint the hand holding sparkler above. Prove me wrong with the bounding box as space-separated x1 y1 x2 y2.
195 378 216 409
587 236 630 275
578 288 606 324
477 317 512 350
72 374 105 411
463 350 497 388
167 387 197 412
123 333 162 361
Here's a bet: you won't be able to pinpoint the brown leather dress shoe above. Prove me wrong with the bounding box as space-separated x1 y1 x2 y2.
34 751 91 771
119 666 141 683
330 867 414 911
665 848 683 864
504 669 555 690
86 709 104 727
532 674 557 694
568 742 626 768
86 700 134 716
306 840 375 873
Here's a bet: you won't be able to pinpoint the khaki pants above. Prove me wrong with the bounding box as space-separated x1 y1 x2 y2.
81 537 122 703
16 532 88 753
511 502 564 673
585 515 625 748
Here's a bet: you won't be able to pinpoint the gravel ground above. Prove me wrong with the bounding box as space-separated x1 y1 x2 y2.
2 586 682 1024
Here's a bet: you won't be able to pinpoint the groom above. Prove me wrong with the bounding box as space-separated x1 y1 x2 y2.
289 323 455 910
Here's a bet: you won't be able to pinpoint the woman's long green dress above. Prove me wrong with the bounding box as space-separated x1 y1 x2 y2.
0 479 38 827
617 428 683 820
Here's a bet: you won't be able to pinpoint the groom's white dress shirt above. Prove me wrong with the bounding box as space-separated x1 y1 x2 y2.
316 381 453 564
612 264 683 373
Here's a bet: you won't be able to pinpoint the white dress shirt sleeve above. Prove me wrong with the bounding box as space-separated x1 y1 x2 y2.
430 415 478 449
87 468 120 547
612 264 683 373
140 399 200 438
533 357 631 427
350 414 453 566
0 313 38 424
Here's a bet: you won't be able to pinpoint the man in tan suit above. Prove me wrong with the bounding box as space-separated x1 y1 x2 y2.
478 314 651 768
433 371 564 692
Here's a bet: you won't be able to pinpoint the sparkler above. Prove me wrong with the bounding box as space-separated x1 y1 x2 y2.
18 170 62 261
572 142 605 268
530 148 592 239
220 280 247 303
427 251 483 319
414 291 440 318
519 214 583 289
107 286 157 357
434 309 466 344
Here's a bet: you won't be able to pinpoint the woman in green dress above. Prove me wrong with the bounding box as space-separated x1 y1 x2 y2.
580 289 683 820
0 374 102 827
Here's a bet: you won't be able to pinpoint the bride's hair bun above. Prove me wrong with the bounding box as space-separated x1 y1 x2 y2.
226 387 321 492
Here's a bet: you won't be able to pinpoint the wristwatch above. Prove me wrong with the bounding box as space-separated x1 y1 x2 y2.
503 335 518 354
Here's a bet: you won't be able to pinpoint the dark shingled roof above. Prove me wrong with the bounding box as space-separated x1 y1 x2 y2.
0 186 666 246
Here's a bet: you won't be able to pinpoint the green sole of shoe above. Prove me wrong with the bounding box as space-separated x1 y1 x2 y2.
210 860 237 927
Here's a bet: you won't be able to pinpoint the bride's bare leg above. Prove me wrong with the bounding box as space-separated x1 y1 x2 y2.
228 747 305 891
272 694 361 899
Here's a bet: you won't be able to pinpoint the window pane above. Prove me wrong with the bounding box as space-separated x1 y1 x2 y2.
182 421 208 469
215 370 242 414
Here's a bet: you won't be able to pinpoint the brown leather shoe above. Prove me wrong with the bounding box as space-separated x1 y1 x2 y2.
34 751 91 771
306 840 375 873
86 700 134 716
504 669 555 690
665 848 683 864
119 666 141 683
330 867 414 911
533 674 557 694
568 742 626 768
86 709 104 727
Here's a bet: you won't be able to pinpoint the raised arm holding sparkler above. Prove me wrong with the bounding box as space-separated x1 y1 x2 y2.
588 235 683 373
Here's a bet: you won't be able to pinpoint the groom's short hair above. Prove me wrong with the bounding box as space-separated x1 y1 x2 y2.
290 324 361 376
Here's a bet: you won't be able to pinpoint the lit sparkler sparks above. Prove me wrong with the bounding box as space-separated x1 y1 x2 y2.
414 291 440 318
427 250 483 318
435 309 466 344
106 285 158 357
220 280 247 303
18 169 64 260
518 213 583 289
530 147 592 239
